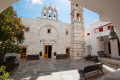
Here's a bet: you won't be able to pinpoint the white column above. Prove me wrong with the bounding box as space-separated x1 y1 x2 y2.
110 39 120 58
46 10 48 19
41 12 43 18
56 14 58 20
51 12 53 19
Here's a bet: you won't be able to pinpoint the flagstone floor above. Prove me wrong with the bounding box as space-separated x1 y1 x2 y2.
10 58 120 80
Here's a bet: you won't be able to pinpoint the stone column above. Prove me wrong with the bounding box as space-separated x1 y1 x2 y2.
46 10 49 19
56 14 58 20
41 12 44 18
51 12 53 20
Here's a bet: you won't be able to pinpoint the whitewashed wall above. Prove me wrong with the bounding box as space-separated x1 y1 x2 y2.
20 17 71 58
85 20 120 58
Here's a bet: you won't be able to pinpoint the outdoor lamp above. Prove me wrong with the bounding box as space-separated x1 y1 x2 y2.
100 36 104 41
108 26 118 40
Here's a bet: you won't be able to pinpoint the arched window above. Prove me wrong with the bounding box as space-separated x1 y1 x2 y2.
48 10 52 19
77 13 81 22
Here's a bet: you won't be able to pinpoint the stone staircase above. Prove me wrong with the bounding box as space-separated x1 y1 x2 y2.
36 69 80 80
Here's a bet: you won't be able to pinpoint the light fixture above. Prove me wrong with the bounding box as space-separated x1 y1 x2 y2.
108 26 118 40
100 36 104 41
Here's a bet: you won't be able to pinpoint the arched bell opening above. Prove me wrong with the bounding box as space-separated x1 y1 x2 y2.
53 12 56 20
43 10 47 18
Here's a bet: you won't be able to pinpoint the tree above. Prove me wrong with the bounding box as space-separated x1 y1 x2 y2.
0 6 25 61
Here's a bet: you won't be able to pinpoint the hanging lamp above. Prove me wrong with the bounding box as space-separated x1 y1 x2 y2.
100 36 104 41
108 26 118 40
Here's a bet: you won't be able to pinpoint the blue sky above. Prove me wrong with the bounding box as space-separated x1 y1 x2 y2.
12 0 99 27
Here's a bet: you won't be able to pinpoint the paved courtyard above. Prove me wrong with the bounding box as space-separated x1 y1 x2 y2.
10 58 120 80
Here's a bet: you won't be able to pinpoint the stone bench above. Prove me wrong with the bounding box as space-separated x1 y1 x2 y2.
85 55 99 62
97 51 107 57
3 56 19 72
26 55 39 60
56 54 67 59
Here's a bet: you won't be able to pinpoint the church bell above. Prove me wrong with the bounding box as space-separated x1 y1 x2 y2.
44 13 46 16
54 15 56 18
49 14 51 17
108 26 118 40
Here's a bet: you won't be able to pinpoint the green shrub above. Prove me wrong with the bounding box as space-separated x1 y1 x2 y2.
54 52 56 56
0 66 10 80
39 51 42 56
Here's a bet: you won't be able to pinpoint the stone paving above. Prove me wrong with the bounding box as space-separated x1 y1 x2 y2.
10 58 120 80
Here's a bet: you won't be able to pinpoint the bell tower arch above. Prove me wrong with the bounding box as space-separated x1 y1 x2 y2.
71 2 85 59
41 4 58 20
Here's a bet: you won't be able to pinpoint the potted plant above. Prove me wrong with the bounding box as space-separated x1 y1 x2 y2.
54 52 56 59
54 52 56 56
39 51 42 58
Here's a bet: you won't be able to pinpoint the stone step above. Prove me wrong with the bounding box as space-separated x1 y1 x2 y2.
52 70 80 80
36 69 80 80
36 75 53 80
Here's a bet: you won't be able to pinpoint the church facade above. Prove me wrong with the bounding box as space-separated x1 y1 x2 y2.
20 3 85 59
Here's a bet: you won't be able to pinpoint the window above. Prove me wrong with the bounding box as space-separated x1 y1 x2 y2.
22 48 26 53
87 33 90 36
66 30 68 35
48 29 51 33
99 27 103 32
25 27 29 32
76 4 78 7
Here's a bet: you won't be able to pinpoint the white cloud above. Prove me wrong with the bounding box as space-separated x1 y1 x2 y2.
23 0 43 10
25 0 44 5
31 0 43 5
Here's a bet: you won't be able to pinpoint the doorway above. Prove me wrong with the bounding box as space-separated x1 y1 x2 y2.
20 47 27 59
44 45 52 58
108 42 111 54
66 48 70 58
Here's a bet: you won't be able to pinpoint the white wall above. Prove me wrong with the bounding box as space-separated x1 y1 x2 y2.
20 17 71 58
85 20 120 58
110 40 120 58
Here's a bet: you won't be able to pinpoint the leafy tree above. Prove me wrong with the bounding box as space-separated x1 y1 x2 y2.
0 6 25 60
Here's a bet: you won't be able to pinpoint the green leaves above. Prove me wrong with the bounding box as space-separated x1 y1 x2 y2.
0 66 10 80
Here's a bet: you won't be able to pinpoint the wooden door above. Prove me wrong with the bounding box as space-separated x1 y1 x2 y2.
66 48 70 58
21 47 27 59
44 45 48 58
44 45 52 58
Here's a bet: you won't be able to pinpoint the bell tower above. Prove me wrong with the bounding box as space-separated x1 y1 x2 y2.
71 2 85 59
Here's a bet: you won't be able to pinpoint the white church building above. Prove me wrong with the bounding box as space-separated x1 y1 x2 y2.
20 3 85 59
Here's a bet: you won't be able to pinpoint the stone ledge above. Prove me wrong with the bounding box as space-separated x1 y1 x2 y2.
99 58 120 66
